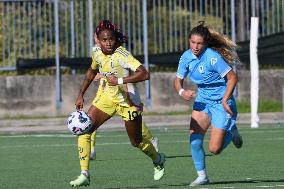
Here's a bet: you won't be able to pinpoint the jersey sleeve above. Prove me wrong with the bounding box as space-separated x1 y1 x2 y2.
115 47 141 71
210 54 232 78
176 53 190 79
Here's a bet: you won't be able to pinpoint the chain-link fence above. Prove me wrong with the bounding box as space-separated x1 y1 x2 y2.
1 0 284 70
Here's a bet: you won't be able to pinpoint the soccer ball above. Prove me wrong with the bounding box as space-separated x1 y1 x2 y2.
67 111 93 135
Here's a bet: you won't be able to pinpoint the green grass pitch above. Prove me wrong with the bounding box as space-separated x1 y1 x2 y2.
0 126 284 189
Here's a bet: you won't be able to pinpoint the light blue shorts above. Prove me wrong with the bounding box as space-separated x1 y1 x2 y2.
192 97 238 131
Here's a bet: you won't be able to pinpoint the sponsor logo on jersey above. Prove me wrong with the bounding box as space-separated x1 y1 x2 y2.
101 71 118 77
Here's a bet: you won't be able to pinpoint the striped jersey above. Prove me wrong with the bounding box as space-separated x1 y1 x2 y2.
91 46 142 107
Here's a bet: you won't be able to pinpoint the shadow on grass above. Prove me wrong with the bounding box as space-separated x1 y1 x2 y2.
94 153 214 162
94 154 213 161
105 179 284 189
166 154 213 158
106 183 190 189
209 178 284 185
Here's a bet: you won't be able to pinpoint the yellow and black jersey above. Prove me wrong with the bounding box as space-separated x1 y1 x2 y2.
91 46 142 107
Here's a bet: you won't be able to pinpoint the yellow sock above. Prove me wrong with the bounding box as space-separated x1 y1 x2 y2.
142 122 154 141
91 131 97 151
137 137 158 161
78 134 91 171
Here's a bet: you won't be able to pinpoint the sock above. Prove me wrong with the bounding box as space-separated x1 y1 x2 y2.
137 137 158 162
142 122 154 141
197 169 207 178
221 131 232 150
190 134 205 171
153 153 161 164
91 131 97 153
81 170 89 177
78 134 91 171
229 124 239 137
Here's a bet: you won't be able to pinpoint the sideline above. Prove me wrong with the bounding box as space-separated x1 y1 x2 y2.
0 113 283 134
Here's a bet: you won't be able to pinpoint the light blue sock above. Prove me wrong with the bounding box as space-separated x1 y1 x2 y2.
189 134 205 171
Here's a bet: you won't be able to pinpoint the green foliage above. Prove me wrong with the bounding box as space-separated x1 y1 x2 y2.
0 1 225 69
260 64 284 69
236 100 251 113
237 99 282 113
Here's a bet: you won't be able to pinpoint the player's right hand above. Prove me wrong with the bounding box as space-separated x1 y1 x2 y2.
75 95 84 110
181 90 197 101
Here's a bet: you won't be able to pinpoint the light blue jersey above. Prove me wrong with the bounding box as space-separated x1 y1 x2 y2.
177 47 237 131
177 47 231 101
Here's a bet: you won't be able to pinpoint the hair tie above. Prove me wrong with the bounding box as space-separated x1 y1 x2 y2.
197 21 205 26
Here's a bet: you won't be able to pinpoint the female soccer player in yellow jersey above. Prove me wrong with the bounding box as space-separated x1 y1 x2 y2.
89 32 159 160
69 20 165 187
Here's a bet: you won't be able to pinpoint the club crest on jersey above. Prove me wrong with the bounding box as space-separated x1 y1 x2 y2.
211 58 217 65
198 65 204 73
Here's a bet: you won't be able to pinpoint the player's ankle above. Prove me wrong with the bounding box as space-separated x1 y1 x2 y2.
81 170 90 177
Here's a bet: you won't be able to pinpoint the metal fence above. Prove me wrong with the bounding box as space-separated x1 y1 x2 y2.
1 0 284 70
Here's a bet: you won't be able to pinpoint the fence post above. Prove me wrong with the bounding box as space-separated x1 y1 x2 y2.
250 17 259 128
54 0 62 110
143 0 151 107
88 0 93 56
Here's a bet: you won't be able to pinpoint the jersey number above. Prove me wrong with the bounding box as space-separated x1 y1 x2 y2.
128 111 138 121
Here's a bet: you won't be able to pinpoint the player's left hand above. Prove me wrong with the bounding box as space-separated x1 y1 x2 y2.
222 100 233 116
107 75 118 86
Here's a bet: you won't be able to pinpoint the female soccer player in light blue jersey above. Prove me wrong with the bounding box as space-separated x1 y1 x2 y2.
174 21 243 186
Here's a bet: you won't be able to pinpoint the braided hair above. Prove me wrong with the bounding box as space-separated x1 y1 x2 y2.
189 21 239 65
95 20 127 44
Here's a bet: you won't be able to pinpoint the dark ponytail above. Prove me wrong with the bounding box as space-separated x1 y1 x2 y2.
95 20 127 44
189 21 239 64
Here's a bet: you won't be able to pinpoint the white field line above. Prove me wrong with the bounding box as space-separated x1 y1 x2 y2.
1 134 284 142
0 134 284 149
0 127 283 138
255 186 275 188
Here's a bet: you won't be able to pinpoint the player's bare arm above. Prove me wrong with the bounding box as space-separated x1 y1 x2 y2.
107 65 150 86
174 77 196 101
222 70 238 115
75 67 99 110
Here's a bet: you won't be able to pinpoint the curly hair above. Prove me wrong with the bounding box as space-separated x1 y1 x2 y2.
95 20 127 44
189 21 239 65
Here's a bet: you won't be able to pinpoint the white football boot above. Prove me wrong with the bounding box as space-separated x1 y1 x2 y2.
190 175 209 186
153 153 166 181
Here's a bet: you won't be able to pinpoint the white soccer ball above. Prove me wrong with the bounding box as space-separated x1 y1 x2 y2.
67 111 93 135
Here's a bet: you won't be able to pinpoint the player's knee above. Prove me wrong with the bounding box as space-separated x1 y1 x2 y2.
131 142 139 147
130 139 142 147
208 145 222 155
